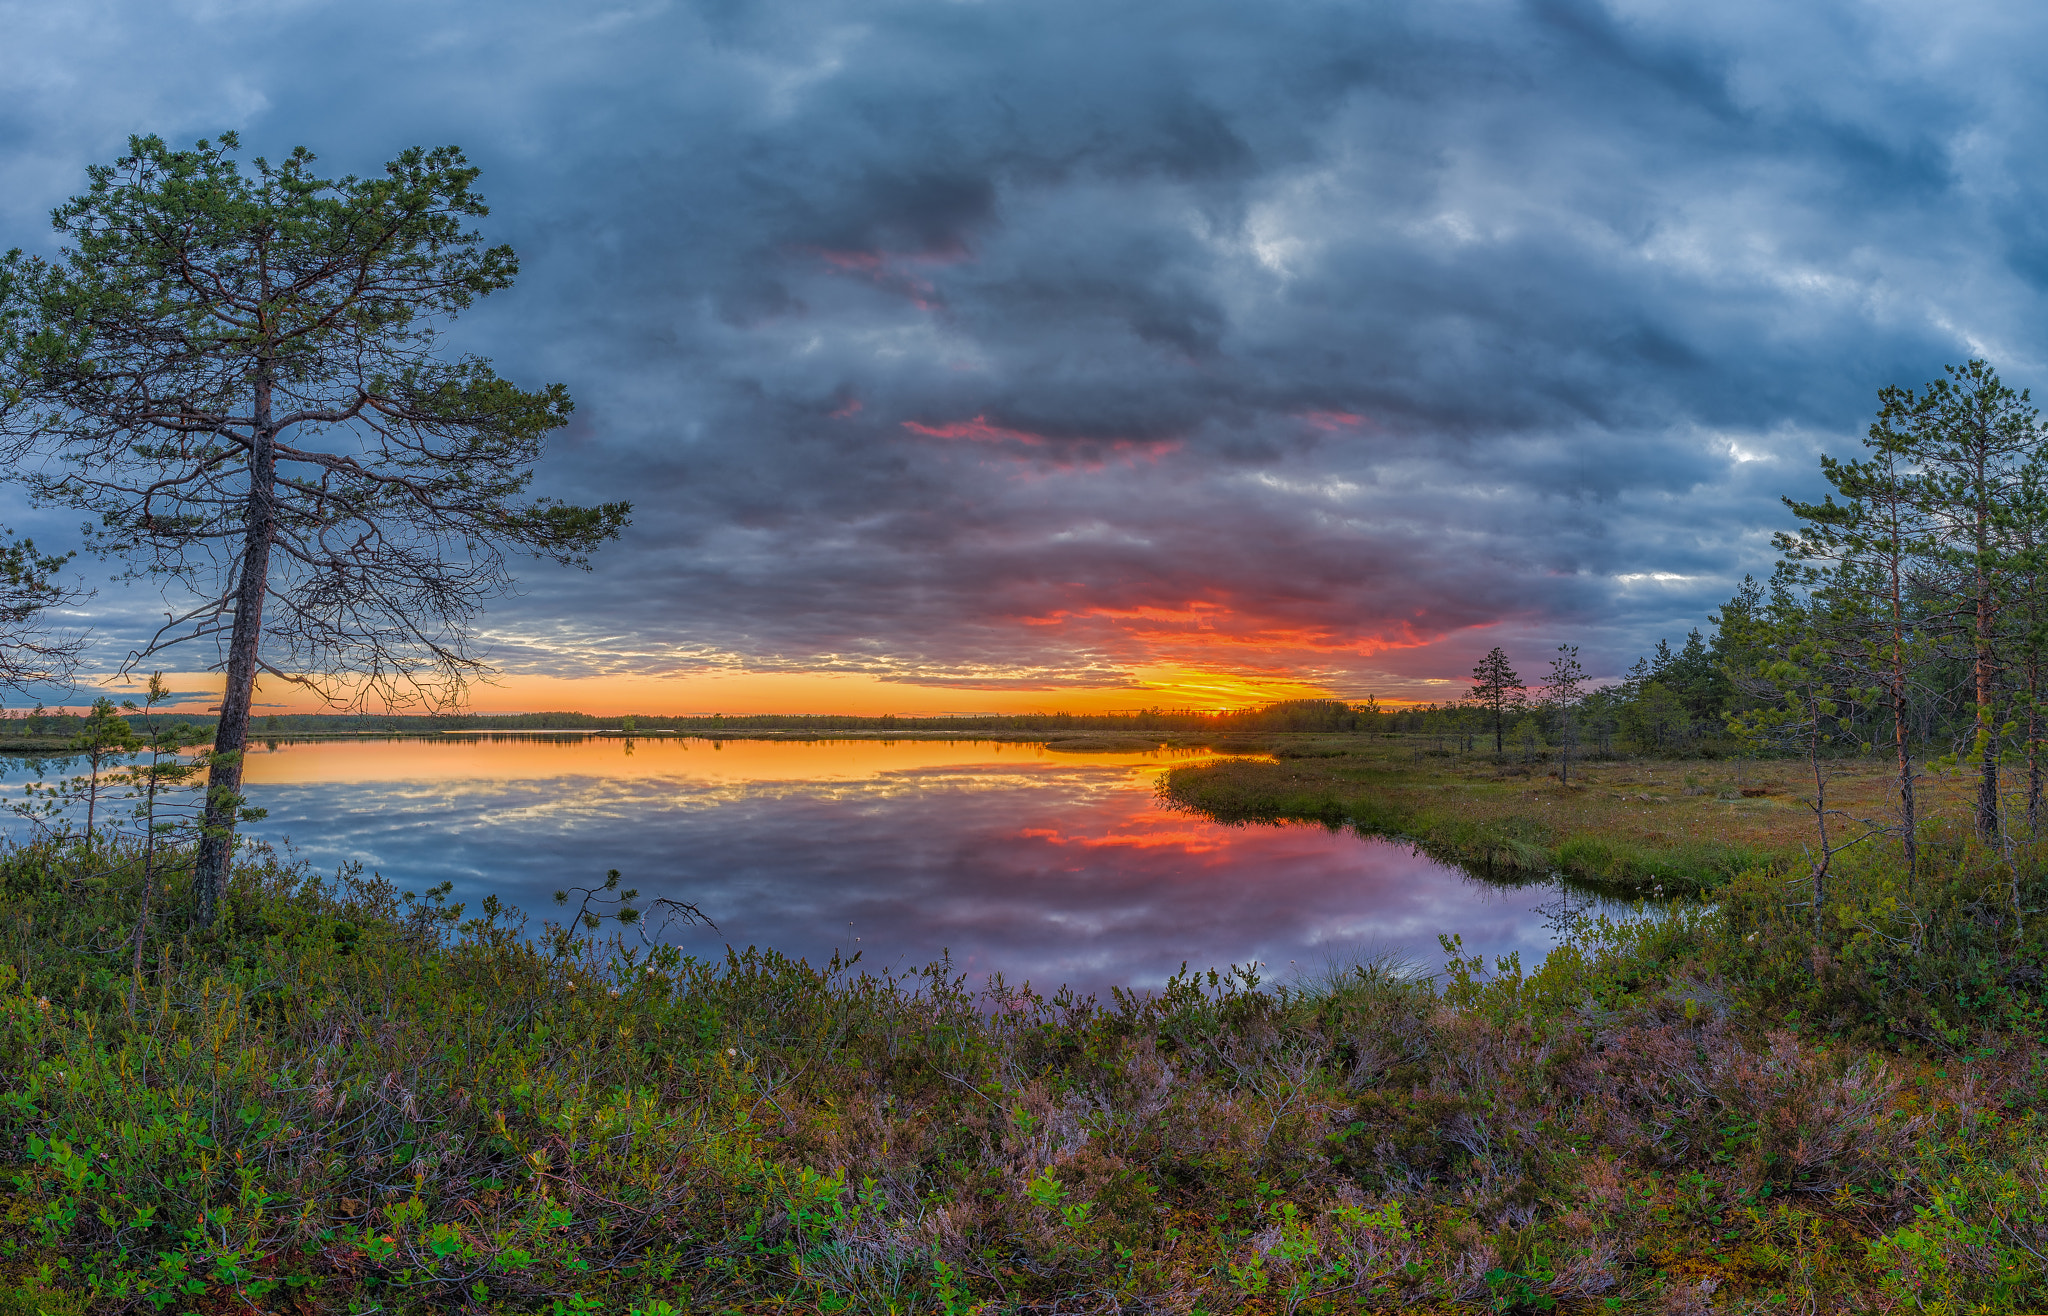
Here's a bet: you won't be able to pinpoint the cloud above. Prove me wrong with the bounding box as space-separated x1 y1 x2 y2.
6 0 2048 702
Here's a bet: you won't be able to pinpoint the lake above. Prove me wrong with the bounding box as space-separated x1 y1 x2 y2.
0 735 1638 994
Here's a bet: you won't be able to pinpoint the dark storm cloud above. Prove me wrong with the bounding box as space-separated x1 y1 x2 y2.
7 0 2048 700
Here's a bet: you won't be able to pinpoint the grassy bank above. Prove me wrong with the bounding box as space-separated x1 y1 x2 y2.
4 834 2048 1313
1154 736 1963 895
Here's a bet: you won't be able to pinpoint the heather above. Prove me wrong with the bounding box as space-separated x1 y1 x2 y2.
3 826 2047 1315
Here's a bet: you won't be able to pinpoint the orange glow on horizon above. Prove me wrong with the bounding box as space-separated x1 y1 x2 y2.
81 662 1361 718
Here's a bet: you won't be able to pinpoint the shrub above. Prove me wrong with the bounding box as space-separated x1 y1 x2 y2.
0 836 2039 1312
1708 832 2048 1047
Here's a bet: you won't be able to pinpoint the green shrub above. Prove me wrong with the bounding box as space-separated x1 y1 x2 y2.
1708 831 2048 1047
0 834 2040 1312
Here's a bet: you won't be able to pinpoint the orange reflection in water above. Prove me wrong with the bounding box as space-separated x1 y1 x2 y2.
4 733 1602 992
236 735 1218 788
1015 823 1229 854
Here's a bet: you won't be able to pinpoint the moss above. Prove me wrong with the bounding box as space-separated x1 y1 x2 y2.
0 1281 90 1316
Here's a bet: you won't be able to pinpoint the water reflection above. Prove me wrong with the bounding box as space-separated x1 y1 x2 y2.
1 736 1643 993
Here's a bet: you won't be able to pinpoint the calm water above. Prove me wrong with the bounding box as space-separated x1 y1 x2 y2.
0 735 1633 993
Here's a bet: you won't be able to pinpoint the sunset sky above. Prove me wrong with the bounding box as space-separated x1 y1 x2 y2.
7 0 2048 714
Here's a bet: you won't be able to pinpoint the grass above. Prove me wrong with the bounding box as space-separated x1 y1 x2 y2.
5 823 2048 1312
1154 735 1973 896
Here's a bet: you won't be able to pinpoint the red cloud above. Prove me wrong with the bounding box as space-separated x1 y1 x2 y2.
812 246 970 311
1018 597 1447 658
904 415 1045 444
902 415 1182 469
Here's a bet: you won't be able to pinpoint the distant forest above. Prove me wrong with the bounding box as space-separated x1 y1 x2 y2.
0 699 1386 739
0 620 1821 758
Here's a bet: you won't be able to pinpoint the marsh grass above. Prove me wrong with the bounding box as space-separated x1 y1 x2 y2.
1153 736 1961 895
1284 943 1432 1004
3 833 2048 1313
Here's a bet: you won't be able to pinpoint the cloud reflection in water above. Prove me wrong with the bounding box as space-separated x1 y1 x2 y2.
12 737 1613 993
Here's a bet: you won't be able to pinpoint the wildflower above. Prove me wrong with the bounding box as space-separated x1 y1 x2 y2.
726 1047 737 1057
35 997 49 1012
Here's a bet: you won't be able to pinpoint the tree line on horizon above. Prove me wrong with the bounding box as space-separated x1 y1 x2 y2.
0 699 1387 739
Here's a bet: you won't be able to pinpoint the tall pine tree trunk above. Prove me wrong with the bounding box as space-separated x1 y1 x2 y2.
1888 562 1917 876
1977 554 2000 840
194 370 275 929
1810 689 1830 943
1974 469 2001 842
1893 664 1917 874
2028 660 2042 833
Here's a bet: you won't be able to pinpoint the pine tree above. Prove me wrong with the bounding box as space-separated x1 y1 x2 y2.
1780 435 1937 872
68 697 139 846
1467 647 1524 754
1725 566 1877 940
1543 645 1588 786
1 135 629 925
1876 361 2041 840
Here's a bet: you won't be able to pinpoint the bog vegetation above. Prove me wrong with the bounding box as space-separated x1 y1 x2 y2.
4 818 2048 1314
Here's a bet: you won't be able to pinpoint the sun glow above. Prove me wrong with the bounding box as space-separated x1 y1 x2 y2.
82 662 1350 719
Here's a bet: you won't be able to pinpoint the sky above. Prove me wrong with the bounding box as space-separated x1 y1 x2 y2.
6 0 2048 714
